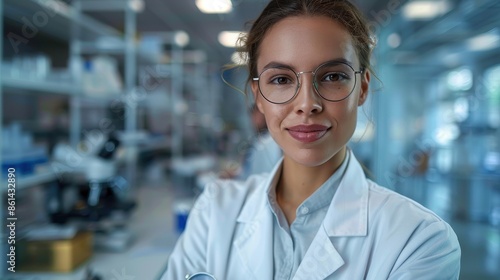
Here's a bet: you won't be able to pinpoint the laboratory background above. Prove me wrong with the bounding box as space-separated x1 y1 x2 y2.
0 0 499 279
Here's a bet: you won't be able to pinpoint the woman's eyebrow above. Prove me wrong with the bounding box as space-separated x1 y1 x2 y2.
328 58 354 66
262 61 291 70
261 58 354 71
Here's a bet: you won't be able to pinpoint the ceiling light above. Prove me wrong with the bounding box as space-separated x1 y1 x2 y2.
434 124 460 146
218 31 245 48
403 0 450 20
174 31 190 47
466 31 500 51
446 68 473 91
129 0 145 12
196 0 232 14
387 33 401 48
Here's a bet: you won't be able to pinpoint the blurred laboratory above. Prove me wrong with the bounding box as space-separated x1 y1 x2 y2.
0 0 499 279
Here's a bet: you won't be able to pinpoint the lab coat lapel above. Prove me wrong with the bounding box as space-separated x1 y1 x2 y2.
234 199 274 279
233 165 280 280
231 152 369 280
323 150 368 237
293 225 344 280
294 150 368 280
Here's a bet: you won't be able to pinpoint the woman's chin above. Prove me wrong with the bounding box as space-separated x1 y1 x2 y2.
282 145 346 169
286 152 336 168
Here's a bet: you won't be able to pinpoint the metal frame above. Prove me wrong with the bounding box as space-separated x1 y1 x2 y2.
70 0 138 182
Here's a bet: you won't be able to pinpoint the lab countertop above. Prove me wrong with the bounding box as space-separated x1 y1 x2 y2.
11 183 180 280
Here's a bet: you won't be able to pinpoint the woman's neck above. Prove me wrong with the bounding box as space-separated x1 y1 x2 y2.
276 147 347 212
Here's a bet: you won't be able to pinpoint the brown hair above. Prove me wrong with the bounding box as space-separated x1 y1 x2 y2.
239 0 376 88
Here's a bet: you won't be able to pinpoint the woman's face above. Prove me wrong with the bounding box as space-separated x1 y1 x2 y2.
252 15 370 167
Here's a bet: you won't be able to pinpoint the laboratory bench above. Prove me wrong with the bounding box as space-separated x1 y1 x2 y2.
8 181 180 280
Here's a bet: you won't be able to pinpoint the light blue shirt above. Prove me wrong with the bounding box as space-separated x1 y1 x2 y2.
267 152 350 279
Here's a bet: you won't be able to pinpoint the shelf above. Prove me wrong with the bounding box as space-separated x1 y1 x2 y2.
77 93 124 106
18 169 57 190
2 167 57 194
80 42 159 65
136 136 172 152
2 77 77 95
1 77 128 100
80 41 127 54
79 0 138 11
4 0 121 42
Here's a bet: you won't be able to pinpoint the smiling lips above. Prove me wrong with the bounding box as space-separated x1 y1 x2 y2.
287 124 330 143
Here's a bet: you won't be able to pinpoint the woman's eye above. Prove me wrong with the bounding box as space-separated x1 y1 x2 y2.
323 72 348 82
271 76 292 84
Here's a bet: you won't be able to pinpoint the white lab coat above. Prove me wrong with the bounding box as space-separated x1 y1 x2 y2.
162 151 461 280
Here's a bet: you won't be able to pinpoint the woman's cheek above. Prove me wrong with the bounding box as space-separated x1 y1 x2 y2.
266 114 283 138
265 106 286 129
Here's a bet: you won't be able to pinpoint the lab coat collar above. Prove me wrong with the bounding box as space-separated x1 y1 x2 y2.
323 150 369 237
293 150 368 279
234 150 368 279
236 157 283 223
236 150 369 237
293 224 345 280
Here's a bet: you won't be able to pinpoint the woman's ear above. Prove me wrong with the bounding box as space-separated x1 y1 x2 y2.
358 69 371 106
251 81 265 114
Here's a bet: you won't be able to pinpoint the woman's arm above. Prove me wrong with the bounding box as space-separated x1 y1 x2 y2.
388 221 461 279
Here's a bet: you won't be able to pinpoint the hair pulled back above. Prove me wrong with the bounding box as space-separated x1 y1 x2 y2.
240 0 375 86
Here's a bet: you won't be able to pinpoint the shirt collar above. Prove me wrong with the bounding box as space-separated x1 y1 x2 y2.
237 149 369 238
298 151 350 215
265 151 350 217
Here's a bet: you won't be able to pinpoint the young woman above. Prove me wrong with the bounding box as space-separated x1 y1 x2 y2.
162 0 461 279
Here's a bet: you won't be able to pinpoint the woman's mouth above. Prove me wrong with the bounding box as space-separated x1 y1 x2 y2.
286 124 330 143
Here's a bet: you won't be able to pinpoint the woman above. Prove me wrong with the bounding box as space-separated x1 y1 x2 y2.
162 0 461 279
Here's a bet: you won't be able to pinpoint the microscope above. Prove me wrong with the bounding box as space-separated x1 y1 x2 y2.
49 134 136 251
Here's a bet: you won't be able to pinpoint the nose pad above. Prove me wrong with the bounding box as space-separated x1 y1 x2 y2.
296 73 322 113
297 72 315 96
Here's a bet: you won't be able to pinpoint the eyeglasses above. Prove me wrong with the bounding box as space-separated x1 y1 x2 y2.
185 272 216 280
253 61 363 104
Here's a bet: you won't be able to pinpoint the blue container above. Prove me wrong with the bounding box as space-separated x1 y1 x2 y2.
173 200 194 233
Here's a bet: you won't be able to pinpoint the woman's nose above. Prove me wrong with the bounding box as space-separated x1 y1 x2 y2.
294 74 323 115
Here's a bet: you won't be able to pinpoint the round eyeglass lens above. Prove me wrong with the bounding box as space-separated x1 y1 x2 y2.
313 62 357 102
257 62 357 103
186 272 216 280
257 67 298 104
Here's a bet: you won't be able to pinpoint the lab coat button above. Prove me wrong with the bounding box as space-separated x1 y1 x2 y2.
300 207 309 215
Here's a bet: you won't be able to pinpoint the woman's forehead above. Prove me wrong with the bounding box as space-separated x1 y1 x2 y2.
257 15 358 70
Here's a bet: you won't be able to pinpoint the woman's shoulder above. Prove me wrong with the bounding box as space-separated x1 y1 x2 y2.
365 179 448 226
197 174 269 211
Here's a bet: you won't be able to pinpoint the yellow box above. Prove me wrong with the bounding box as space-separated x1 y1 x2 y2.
18 231 93 272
